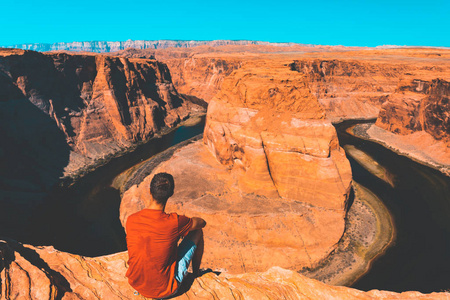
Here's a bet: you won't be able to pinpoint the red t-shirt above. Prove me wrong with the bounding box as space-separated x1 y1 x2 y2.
125 209 192 299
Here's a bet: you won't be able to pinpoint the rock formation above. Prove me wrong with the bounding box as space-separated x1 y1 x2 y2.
203 62 352 207
121 61 352 274
162 57 243 102
355 78 450 174
376 78 450 143
1 239 448 300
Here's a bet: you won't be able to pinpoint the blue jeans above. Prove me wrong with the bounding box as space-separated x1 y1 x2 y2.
175 237 197 283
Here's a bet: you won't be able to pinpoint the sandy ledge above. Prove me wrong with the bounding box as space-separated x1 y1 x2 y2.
351 123 450 176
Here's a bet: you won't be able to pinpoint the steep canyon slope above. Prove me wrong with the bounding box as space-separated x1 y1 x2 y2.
0 48 204 240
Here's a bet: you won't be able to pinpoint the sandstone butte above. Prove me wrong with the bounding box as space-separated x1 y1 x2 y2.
2 238 449 299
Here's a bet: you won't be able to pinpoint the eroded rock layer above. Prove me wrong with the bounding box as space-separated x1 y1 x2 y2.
163 57 243 102
144 48 450 125
376 78 450 143
1 239 448 300
204 62 352 210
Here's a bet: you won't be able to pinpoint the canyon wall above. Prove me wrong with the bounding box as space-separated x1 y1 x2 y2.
0 49 204 179
376 78 450 143
288 50 450 123
1 239 448 300
138 48 450 126
162 57 243 102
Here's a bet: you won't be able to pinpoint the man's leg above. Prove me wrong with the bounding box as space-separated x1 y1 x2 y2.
184 229 204 276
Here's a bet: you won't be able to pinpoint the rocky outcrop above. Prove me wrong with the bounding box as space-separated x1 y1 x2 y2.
1 239 448 300
121 62 352 274
204 62 352 210
290 59 395 122
356 78 450 174
376 78 450 143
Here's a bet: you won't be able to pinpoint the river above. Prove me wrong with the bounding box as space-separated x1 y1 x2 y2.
20 118 450 293
25 117 205 257
336 120 450 293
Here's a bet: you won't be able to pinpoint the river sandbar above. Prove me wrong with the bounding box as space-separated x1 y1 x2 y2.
300 182 395 286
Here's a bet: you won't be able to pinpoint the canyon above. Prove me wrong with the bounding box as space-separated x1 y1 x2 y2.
151 47 450 171
0 48 205 244
1 42 450 299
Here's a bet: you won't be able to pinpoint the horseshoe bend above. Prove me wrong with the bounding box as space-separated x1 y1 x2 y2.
1 44 450 299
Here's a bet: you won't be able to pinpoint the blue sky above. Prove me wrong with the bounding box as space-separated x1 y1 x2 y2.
2 0 449 47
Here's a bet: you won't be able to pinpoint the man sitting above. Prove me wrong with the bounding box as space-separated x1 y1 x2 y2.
125 172 206 299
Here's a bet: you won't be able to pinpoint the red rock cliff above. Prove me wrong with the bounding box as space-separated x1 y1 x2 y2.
0 48 204 179
376 78 450 143
204 61 352 209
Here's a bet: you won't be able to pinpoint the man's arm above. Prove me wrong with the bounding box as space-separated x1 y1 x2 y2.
190 217 206 231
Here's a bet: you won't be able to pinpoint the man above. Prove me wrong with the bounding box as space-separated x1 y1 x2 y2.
125 172 206 299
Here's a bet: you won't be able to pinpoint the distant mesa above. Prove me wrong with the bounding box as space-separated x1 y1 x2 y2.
5 40 313 53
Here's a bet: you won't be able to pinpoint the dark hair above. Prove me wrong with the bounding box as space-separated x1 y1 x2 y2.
150 173 175 204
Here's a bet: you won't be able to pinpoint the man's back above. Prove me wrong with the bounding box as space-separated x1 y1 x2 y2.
126 209 192 299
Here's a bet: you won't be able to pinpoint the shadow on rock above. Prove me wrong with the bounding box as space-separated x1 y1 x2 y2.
0 238 72 299
0 95 71 244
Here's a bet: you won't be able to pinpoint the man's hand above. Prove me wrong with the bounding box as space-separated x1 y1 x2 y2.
191 217 206 230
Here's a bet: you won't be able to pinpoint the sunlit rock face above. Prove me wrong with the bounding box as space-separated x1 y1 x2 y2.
376 78 450 143
290 59 396 122
204 63 352 211
289 52 450 124
163 57 243 102
121 62 352 274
